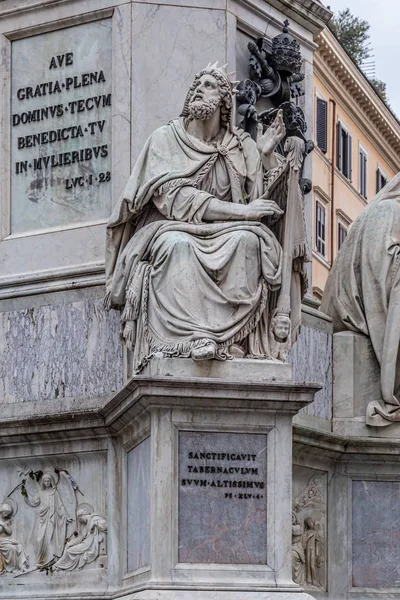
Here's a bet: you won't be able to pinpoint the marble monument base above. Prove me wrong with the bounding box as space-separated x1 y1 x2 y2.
331 331 400 436
123 592 316 600
141 357 292 381
102 362 320 600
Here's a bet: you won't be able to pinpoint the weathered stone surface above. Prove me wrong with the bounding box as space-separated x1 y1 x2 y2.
127 437 151 573
141 357 292 381
289 325 332 420
131 3 226 163
0 295 122 403
333 331 381 418
178 431 268 564
0 452 107 584
352 480 400 588
11 18 112 234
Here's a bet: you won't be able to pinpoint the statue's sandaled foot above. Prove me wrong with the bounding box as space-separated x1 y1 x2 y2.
191 343 216 361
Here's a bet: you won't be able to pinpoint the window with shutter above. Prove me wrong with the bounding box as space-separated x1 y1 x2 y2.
337 122 352 181
316 201 326 257
316 98 328 153
338 223 348 250
337 122 343 172
348 135 352 182
359 149 368 199
376 168 387 193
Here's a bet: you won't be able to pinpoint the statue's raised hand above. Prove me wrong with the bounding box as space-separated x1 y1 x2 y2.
245 198 283 221
256 109 286 158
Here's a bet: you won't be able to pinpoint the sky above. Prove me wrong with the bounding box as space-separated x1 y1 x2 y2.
322 0 400 117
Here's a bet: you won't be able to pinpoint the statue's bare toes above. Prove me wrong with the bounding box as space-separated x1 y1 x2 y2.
191 343 216 361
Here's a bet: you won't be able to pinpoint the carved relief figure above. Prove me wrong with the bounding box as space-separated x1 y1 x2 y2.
54 504 107 571
23 471 74 568
0 500 29 575
321 173 400 426
292 511 305 584
292 475 325 589
105 62 310 371
3 468 107 575
303 517 322 587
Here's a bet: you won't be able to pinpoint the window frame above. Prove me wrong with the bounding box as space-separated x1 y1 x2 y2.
337 120 352 182
316 93 328 154
359 145 368 199
315 200 327 258
376 166 388 193
338 222 348 251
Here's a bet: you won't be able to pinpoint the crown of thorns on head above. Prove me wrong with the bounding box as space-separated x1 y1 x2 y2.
184 62 240 128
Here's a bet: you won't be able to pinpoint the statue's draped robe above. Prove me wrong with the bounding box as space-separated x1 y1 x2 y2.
321 173 400 425
106 118 283 370
0 528 28 574
30 488 68 567
55 514 107 571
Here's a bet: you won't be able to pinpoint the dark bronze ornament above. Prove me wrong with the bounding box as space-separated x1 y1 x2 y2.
236 20 313 194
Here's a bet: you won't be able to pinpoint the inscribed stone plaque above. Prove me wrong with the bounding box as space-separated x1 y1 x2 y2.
127 437 151 572
11 19 112 234
179 431 268 564
352 480 400 588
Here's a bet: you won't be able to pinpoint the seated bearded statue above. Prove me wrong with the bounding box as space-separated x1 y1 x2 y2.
105 62 308 371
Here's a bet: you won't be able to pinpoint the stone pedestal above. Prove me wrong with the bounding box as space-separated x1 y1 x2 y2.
102 361 320 600
331 331 394 436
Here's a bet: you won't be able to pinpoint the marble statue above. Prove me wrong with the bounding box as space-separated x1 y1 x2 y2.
55 504 107 571
23 471 74 568
0 500 29 575
105 62 310 371
321 173 400 426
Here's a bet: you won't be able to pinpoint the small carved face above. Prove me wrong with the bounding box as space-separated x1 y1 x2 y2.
0 503 12 519
42 474 53 489
273 317 290 342
305 517 314 529
191 74 221 107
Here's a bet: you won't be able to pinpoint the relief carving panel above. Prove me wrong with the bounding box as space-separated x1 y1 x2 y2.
0 455 107 579
292 466 326 590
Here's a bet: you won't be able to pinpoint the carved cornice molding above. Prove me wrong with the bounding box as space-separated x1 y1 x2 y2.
335 208 352 226
294 424 400 459
315 29 400 171
238 0 332 35
0 262 105 300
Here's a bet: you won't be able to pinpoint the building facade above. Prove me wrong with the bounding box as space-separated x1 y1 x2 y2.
311 26 400 298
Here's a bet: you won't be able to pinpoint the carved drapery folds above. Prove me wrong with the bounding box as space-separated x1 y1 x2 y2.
0 498 29 575
0 468 107 577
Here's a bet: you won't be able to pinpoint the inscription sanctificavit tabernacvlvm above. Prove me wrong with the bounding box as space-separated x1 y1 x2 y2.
182 451 265 499
11 18 112 235
179 431 268 564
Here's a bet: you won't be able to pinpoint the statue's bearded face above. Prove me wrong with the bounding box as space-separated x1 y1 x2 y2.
188 74 222 121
